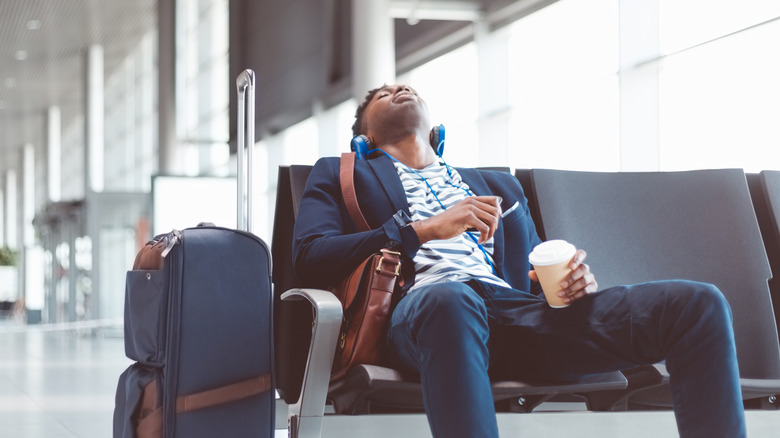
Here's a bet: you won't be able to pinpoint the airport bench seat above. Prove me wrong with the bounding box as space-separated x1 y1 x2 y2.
523 168 780 410
272 165 635 438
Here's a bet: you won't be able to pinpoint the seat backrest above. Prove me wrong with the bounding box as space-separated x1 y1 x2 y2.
514 169 543 239
747 171 780 347
761 171 780 315
271 165 314 404
529 168 780 380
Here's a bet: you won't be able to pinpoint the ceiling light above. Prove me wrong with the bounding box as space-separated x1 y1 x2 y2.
15 50 28 60
26 20 41 30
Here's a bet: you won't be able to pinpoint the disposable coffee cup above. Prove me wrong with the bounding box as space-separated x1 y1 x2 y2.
528 240 576 308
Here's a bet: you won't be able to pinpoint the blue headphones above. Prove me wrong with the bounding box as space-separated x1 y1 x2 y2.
351 124 445 160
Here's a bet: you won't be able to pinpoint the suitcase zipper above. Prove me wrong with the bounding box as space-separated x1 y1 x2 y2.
160 230 181 258
162 232 183 438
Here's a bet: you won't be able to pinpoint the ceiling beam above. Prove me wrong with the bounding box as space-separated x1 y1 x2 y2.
389 1 483 24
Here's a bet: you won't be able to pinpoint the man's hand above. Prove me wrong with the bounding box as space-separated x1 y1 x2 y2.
528 249 598 305
410 196 501 244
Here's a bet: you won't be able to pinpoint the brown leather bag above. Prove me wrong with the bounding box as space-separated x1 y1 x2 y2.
132 230 181 270
132 238 166 270
330 153 403 380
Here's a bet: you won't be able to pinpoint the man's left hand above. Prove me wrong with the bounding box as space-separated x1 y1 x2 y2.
528 249 598 305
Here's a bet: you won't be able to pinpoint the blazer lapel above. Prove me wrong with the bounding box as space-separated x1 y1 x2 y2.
367 155 409 214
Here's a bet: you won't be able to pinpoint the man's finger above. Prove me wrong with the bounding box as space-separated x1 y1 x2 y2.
561 263 587 289
570 249 587 269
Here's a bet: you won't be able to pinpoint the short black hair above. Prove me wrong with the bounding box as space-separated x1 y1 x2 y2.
351 86 384 137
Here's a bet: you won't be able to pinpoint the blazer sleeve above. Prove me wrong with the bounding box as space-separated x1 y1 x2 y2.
292 157 420 289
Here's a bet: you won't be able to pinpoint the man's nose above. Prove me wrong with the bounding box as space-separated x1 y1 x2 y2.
391 84 410 94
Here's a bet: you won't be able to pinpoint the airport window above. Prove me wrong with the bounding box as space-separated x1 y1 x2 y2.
281 118 319 166
60 115 85 200
658 3 780 171
178 0 230 176
507 0 620 171
261 0 780 191
331 99 361 158
659 0 780 55
104 31 157 192
397 43 479 167
251 116 319 240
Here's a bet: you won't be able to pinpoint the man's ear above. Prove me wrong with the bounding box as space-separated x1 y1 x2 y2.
364 134 376 149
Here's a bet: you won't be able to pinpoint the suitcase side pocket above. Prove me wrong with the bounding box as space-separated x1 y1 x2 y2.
124 270 166 365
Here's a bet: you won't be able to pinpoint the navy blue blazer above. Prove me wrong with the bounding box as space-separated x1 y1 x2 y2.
292 154 543 293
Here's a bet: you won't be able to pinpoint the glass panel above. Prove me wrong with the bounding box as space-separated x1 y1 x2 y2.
397 43 479 167
102 26 158 192
98 228 135 320
510 76 619 171
659 19 780 171
509 0 618 89
508 0 619 171
660 0 780 54
282 118 319 166
334 99 359 158
178 0 229 175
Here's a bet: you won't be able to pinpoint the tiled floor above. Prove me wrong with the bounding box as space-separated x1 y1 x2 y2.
0 320 130 437
1 319 778 438
0 319 286 438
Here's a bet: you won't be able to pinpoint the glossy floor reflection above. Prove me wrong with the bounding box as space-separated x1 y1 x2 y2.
0 320 288 438
0 321 130 437
1 319 778 438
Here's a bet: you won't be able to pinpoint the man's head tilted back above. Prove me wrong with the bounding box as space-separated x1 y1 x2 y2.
351 84 432 149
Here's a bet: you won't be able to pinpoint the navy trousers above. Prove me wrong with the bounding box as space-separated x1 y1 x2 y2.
387 279 746 438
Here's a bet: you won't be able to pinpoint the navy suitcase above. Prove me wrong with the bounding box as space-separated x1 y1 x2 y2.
114 69 274 437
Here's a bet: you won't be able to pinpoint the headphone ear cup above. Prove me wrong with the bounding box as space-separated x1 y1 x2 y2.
350 135 372 160
430 124 445 156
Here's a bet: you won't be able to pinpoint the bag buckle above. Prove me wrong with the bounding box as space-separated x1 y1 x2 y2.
376 249 401 276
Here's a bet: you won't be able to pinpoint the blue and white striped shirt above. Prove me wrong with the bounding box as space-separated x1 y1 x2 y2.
393 159 511 293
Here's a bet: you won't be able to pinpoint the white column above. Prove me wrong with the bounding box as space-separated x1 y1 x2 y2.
22 143 44 320
475 21 510 166
3 170 16 249
352 0 396 100
619 0 660 171
22 144 35 248
24 245 45 321
85 45 105 192
159 0 178 173
22 142 37 320
0 190 4 247
47 106 61 202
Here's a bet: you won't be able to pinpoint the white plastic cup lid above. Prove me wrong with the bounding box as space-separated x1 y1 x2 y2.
528 239 576 266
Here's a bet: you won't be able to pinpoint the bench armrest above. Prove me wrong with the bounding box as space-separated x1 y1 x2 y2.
281 288 342 438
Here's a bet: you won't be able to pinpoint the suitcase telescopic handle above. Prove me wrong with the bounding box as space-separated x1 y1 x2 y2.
236 69 255 233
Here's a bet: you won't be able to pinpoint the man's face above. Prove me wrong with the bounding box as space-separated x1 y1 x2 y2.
363 84 431 145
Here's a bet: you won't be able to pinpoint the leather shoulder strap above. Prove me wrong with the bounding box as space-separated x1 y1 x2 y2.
340 152 371 232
